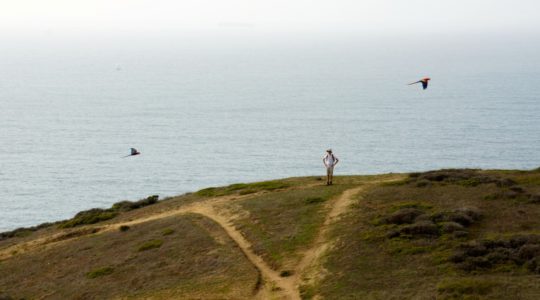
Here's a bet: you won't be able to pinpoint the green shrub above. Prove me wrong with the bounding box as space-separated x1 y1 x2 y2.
226 183 249 191
59 209 118 228
305 197 325 204
440 222 465 234
119 225 130 232
381 178 410 186
451 235 540 273
12 229 33 238
437 278 496 296
456 207 483 221
453 231 469 238
249 181 289 191
408 169 515 188
111 201 133 211
529 194 540 204
239 189 257 195
394 202 433 210
430 208 482 227
415 180 431 187
401 246 430 255
86 266 114 279
0 221 59 241
138 239 163 251
196 180 289 197
112 195 159 212
58 195 159 229
196 187 219 197
385 208 425 225
162 228 175 236
399 221 439 236
0 293 15 300
299 285 316 299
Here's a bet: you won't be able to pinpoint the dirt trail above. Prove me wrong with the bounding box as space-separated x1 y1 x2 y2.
0 176 404 299
294 186 365 288
98 196 299 299
0 193 300 299
0 195 239 260
293 176 405 298
190 204 300 300
0 182 323 261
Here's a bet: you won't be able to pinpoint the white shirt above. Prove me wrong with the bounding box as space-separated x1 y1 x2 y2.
323 153 337 167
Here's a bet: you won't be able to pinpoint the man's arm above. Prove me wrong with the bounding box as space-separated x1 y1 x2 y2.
334 157 339 166
323 157 328 167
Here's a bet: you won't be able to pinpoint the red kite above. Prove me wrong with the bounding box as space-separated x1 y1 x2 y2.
408 77 431 90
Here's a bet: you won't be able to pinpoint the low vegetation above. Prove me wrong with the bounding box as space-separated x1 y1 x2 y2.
451 235 540 273
196 180 289 197
49 228 101 242
0 214 258 299
384 206 482 239
59 195 160 229
232 179 357 270
2 170 540 299
437 278 497 298
408 169 516 187
59 209 118 228
316 169 540 299
137 239 163 251
1 195 161 240
304 197 326 204
86 266 114 279
111 195 159 212
161 228 174 236
0 221 59 241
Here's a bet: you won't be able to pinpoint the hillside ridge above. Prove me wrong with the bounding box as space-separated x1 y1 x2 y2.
2 169 540 299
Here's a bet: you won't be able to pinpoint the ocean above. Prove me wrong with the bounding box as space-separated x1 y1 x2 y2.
1 33 539 231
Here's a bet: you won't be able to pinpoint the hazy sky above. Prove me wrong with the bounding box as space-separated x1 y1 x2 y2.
1 0 539 36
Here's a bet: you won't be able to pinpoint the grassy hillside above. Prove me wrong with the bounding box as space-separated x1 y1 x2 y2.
1 169 540 299
0 214 259 299
315 169 540 299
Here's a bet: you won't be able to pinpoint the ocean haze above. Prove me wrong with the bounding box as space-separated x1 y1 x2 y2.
1 34 540 231
2 0 539 35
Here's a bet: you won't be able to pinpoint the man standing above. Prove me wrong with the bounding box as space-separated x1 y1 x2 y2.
323 149 339 185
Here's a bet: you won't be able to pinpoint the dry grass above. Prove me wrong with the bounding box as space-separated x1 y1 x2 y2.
196 180 290 197
0 214 258 299
86 266 114 279
316 169 540 299
2 171 540 299
232 177 359 271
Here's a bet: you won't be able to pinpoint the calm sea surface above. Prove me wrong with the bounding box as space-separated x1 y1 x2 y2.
1 34 539 231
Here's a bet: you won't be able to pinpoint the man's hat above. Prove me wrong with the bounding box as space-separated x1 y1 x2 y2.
326 149 332 153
